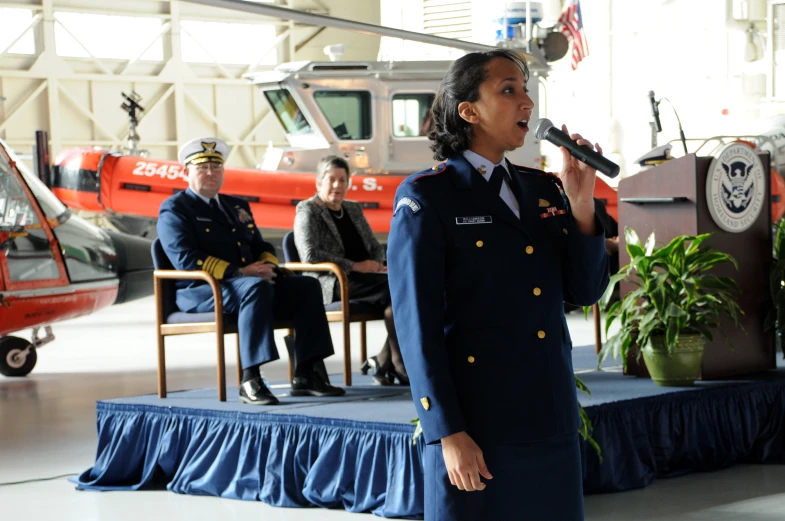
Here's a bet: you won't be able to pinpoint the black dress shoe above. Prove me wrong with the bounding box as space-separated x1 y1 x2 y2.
239 377 280 405
291 363 345 397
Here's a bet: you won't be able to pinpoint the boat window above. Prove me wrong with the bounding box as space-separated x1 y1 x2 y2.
263 89 314 136
392 93 435 138
313 91 372 140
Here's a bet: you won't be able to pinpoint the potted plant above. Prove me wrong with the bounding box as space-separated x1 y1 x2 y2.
599 227 743 386
765 218 785 358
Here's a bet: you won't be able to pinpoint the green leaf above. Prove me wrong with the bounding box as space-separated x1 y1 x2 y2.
666 303 688 319
624 226 642 249
411 419 423 444
644 231 656 256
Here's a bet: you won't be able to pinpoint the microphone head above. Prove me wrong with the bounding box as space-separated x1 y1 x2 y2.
648 90 655 98
533 118 554 140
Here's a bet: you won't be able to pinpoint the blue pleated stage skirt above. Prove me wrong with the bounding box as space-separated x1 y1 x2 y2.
424 431 583 521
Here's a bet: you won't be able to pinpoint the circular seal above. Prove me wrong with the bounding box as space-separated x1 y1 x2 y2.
706 142 765 233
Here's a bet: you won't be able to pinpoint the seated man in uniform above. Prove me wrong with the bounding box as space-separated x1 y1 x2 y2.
157 137 344 405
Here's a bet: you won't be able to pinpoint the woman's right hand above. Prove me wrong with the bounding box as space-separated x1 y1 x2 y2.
441 431 493 491
352 260 385 273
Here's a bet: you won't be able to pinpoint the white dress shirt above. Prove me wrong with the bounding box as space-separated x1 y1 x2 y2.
462 149 520 218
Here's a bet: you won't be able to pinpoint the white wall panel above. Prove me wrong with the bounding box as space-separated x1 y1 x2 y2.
0 0 383 167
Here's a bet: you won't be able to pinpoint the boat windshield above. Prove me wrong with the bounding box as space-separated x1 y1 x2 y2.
263 88 314 136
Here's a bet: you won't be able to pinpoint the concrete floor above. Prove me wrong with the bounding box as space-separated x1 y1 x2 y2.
1 297 784 520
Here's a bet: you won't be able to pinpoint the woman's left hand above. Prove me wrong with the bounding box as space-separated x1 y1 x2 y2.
558 125 602 234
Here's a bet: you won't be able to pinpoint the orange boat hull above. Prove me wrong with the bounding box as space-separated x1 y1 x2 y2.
53 149 623 233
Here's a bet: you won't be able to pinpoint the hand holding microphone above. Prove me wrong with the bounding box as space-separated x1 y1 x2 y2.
533 118 620 178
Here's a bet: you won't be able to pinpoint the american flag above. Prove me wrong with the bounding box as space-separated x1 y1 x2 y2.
558 0 589 70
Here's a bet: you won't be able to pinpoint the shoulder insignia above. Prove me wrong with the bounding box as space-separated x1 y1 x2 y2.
414 163 447 182
539 171 563 186
395 196 421 215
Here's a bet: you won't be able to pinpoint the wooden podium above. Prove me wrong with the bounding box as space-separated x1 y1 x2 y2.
618 153 775 379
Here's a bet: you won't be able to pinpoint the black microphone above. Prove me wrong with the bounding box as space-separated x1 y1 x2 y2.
533 118 620 179
648 90 662 133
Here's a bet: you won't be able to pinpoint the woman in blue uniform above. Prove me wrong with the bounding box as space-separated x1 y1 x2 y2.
387 49 609 520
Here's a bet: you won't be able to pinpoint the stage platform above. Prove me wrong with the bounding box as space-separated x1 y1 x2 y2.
75 347 785 518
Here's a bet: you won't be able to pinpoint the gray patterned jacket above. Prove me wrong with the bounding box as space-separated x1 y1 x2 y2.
293 195 385 305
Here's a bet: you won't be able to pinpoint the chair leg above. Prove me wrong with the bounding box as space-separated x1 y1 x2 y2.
157 332 167 398
359 321 367 367
236 333 242 386
217 332 227 402
287 328 294 383
343 319 352 386
593 303 602 354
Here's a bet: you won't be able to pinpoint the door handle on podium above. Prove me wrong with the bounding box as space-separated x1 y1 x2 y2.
619 197 689 204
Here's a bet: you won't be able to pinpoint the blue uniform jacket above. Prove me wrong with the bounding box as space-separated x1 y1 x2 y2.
388 155 610 445
157 189 278 311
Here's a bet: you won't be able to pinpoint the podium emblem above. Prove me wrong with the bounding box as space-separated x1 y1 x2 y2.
706 142 765 233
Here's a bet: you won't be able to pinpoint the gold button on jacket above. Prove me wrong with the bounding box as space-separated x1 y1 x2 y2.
533 287 542 296
468 356 475 363
537 330 546 339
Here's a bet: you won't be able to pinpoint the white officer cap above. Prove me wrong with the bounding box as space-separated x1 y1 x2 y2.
178 137 229 166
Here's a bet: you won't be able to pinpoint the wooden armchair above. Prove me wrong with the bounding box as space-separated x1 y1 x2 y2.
151 238 293 401
282 231 386 386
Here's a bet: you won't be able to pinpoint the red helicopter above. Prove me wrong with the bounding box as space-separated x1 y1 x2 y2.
0 132 153 377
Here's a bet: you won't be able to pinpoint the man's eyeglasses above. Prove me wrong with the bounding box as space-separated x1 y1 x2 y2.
194 163 224 174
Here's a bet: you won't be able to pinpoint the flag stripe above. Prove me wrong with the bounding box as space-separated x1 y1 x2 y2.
558 0 589 70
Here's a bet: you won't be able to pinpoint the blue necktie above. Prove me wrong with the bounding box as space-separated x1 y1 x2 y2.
209 198 228 221
488 165 506 195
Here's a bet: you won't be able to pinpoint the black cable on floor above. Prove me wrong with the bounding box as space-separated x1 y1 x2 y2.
0 473 78 486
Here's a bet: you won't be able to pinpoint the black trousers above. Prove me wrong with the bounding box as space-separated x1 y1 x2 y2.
181 275 334 369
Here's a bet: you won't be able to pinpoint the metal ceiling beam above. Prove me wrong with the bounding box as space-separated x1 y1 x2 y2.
178 0 499 53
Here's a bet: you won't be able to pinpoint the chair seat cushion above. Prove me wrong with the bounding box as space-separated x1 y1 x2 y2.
324 301 382 315
165 312 238 326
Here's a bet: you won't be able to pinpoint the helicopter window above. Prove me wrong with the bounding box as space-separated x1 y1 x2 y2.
392 93 435 138
0 163 39 230
12 152 68 221
0 158 60 282
264 89 314 136
313 91 372 141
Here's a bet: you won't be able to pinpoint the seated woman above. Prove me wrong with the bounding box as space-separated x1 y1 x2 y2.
293 156 408 385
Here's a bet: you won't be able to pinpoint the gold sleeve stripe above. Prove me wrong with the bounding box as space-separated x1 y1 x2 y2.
212 259 229 280
203 257 217 273
259 252 279 266
203 256 230 279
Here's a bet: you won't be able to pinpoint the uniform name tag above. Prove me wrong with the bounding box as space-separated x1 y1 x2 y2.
456 216 492 225
196 217 212 222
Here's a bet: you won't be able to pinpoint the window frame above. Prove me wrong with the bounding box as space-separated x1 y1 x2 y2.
312 90 374 142
390 91 436 140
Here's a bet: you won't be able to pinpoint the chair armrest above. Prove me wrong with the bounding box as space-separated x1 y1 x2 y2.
282 262 350 316
153 269 225 319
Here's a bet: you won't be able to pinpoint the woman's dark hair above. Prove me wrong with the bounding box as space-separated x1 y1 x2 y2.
316 155 351 183
428 49 529 160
